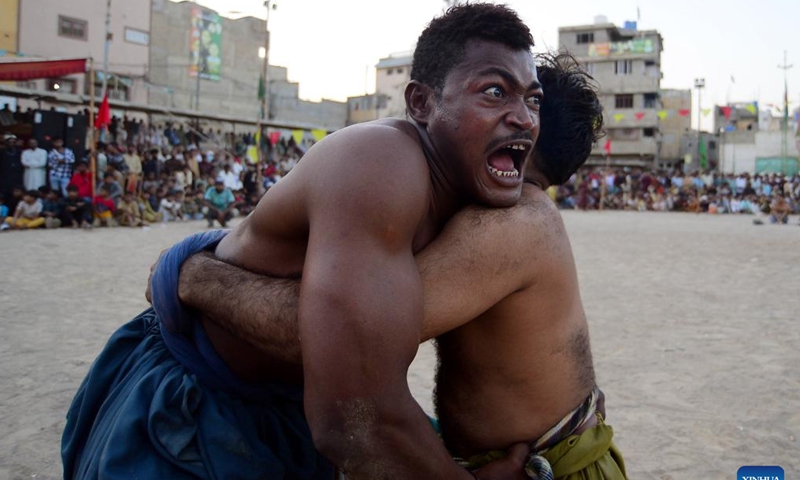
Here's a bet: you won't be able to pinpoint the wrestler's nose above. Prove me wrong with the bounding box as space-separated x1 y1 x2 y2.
506 96 535 131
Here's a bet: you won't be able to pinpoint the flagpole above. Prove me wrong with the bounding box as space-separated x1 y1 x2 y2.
89 58 97 200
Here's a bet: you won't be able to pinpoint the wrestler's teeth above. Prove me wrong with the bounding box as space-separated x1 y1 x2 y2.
505 144 526 151
488 166 520 178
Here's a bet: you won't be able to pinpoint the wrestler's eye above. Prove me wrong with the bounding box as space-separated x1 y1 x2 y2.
526 94 542 107
483 86 505 98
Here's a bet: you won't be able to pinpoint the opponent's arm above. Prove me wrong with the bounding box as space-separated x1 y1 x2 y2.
298 127 476 479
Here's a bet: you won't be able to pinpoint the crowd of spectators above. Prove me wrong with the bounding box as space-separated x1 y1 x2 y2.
1 115 305 231
554 167 800 224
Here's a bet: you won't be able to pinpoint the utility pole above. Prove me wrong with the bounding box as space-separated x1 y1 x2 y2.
778 51 793 162
102 0 112 95
694 78 705 171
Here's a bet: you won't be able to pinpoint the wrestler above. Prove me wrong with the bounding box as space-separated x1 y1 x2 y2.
62 4 540 480
169 54 626 479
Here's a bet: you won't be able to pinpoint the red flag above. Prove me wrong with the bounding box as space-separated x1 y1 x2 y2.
678 109 691 117
96 92 111 129
269 131 281 146
604 138 611 155
635 112 645 120
720 106 733 120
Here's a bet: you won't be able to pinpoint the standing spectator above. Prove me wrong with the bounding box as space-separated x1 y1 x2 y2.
204 179 235 228
123 144 142 194
47 137 75 196
4 190 44 230
41 188 63 229
92 185 117 227
69 162 93 200
62 185 92 228
21 138 47 191
220 164 241 191
242 162 259 196
1 134 23 197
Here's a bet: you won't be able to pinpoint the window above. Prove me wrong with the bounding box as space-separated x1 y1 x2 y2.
643 128 655 137
644 93 658 109
615 94 634 109
58 16 88 41
614 60 633 75
47 78 77 94
395 68 403 74
576 33 594 44
124 28 150 45
583 62 596 76
709 140 717 149
386 68 394 75
609 128 639 141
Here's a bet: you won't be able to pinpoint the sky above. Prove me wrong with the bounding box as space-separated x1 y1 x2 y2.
198 0 800 131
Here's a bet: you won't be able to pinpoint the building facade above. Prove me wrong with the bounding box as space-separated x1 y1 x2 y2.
374 53 411 119
12 0 150 104
149 0 345 130
559 20 665 167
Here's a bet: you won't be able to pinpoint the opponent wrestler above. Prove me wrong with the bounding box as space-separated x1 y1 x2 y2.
63 4 539 479
167 54 626 479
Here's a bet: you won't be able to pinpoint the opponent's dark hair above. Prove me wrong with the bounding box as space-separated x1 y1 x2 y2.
411 3 534 93
534 52 604 185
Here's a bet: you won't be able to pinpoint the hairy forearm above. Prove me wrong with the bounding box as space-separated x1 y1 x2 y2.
179 252 302 364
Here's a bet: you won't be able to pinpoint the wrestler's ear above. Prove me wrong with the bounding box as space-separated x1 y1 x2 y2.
405 80 435 125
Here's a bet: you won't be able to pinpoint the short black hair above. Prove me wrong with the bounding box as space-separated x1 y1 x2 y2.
411 3 534 93
533 52 604 185
66 185 79 193
25 190 38 198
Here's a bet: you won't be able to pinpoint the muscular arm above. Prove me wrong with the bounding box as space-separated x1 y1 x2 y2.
178 191 540 360
294 127 473 479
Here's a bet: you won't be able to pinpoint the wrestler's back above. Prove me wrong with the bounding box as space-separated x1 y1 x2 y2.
435 185 596 457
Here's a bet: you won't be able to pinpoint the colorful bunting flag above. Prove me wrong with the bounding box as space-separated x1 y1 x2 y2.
635 112 645 120
702 108 712 117
291 129 305 145
613 113 625 123
657 110 669 120
311 129 327 142
720 106 733 119
269 131 281 146
678 109 690 117
744 104 757 115
604 138 612 155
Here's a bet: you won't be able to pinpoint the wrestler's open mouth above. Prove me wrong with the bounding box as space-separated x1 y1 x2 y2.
486 141 531 179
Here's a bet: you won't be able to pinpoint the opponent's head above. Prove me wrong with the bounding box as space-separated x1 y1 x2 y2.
407 3 539 208
527 52 604 187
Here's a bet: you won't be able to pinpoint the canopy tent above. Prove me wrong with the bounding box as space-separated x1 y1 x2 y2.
0 59 88 81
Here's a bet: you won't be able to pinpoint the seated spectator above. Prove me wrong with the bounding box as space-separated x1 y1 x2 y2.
62 185 92 229
100 172 123 205
204 179 235 228
142 171 160 192
139 192 162 224
4 190 45 230
159 192 183 222
41 188 63 229
0 194 7 222
117 191 146 227
93 185 117 227
69 162 93 200
770 193 791 224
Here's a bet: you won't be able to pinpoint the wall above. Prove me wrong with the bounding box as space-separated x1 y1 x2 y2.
719 130 800 174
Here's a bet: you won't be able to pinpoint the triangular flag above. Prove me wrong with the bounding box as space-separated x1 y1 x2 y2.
635 112 645 120
604 138 612 155
657 110 669 120
96 92 111 129
291 129 304 145
246 145 258 164
613 113 625 123
744 104 757 115
311 129 326 142
702 108 712 117
269 131 281 146
720 106 733 119
678 109 690 117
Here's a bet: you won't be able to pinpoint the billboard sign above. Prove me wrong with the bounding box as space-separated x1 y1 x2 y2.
189 8 222 81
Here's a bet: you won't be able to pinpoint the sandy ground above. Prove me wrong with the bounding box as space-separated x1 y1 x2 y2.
0 211 798 479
